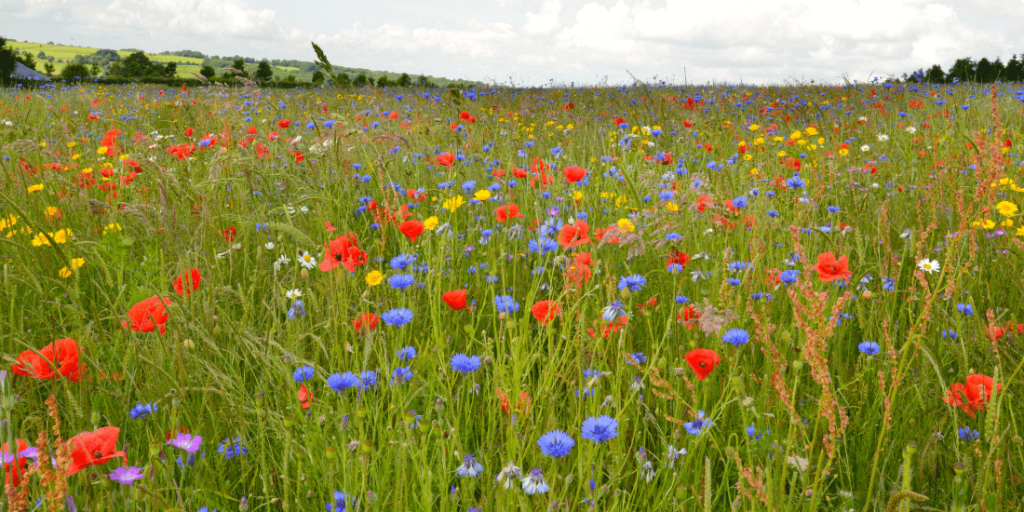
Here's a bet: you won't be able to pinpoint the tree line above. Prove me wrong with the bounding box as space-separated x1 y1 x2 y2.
902 55 1024 83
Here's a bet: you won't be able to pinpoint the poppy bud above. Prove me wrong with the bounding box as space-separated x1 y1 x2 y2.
361 441 373 453
182 339 194 350
149 442 162 457
780 330 792 342
326 446 337 460
301 268 308 279
724 446 736 458
356 406 367 419
905 440 918 456
91 410 101 426
283 416 293 428
792 360 804 371
953 461 964 475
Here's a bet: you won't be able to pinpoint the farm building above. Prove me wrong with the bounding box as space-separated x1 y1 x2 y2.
12 61 49 81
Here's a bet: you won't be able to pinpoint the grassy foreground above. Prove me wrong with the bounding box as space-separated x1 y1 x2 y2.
1 78 1024 512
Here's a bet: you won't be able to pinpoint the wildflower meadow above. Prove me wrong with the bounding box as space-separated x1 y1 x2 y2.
2 74 1024 512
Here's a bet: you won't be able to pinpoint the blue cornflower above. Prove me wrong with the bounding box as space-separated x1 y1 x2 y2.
528 236 559 254
858 341 880 355
601 300 627 321
287 299 306 319
391 366 413 385
665 232 681 241
381 308 414 327
456 454 484 477
618 274 647 291
732 196 748 208
327 372 360 392
943 329 959 339
627 352 646 364
667 263 684 273
786 175 806 188
537 430 575 458
780 270 800 285
957 427 979 441
358 370 377 390
882 276 895 291
727 278 741 286
581 415 618 444
722 328 750 345
396 346 417 360
683 410 710 436
389 253 417 270
450 353 481 373
217 438 248 459
956 303 974 315
827 205 840 213
728 261 749 272
129 403 158 420
326 490 348 511
675 295 690 304
293 366 314 383
494 295 520 314
388 274 416 290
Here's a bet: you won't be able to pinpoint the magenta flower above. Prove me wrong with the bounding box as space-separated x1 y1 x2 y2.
109 466 145 485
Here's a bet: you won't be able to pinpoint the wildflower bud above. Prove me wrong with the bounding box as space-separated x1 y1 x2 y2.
301 268 309 279
366 491 378 504
724 446 736 458
791 360 804 371
306 491 313 499
300 473 307 482
283 416 293 428
564 474 574 485
239 496 249 512
453 450 460 459
730 376 744 391
339 416 350 431
269 498 280 505
182 339 194 350
953 461 965 475
434 398 445 413
498 312 507 320
861 290 873 300
149 442 162 458
90 410 101 426
905 440 918 456
619 288 630 299
675 487 686 501
361 441 374 453
325 446 337 460
780 330 792 342
673 429 681 440
356 407 368 419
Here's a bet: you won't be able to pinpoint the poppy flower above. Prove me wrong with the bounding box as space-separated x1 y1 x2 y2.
12 338 83 382
587 315 628 338
442 290 471 312
563 166 587 183
221 227 237 243
943 374 1001 417
2 439 31 485
593 226 620 244
324 221 337 232
694 195 714 212
496 388 531 417
399 220 425 242
531 301 560 325
529 172 553 189
66 426 127 475
684 349 721 380
562 102 575 111
173 268 201 297
558 220 591 249
666 251 689 269
492 169 506 178
436 153 455 168
278 119 291 129
319 233 368 273
678 305 701 330
566 252 594 288
297 384 313 410
809 252 852 283
351 313 379 333
495 203 524 223
512 168 528 178
123 296 172 335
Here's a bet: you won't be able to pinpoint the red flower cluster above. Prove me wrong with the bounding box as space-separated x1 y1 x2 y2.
319 233 368 273
531 300 561 325
124 296 172 335
943 374 1001 417
11 338 83 382
496 388 531 417
558 220 590 249
67 427 127 475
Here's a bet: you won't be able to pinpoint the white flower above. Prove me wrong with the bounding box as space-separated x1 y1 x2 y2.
285 289 302 300
231 243 242 250
858 116 868 122
495 462 522 489
521 468 549 495
298 251 317 270
877 134 889 142
216 250 231 260
860 145 870 152
300 206 309 213
265 242 275 250
906 126 917 134
284 206 296 214
273 254 291 271
917 258 940 274
666 446 688 469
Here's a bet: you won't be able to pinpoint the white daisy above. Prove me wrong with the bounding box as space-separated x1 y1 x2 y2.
298 251 317 270
265 242 275 250
860 145 870 152
273 254 291 271
906 126 917 134
917 258 940 274
877 134 889 142
285 289 302 300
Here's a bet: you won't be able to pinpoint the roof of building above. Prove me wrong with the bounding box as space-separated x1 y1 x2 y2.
12 61 50 81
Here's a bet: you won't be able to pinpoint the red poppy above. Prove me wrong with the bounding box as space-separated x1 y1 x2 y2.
351 313 379 333
278 119 291 129
2 439 30 485
185 127 193 137
809 253 852 283
531 301 560 325
694 195 714 212
587 316 628 338
12 338 83 382
492 169 506 178
685 349 721 380
512 168 528 178
558 220 591 249
655 152 673 165
594 226 620 244
173 268 201 297
496 388 531 417
298 384 313 410
123 296 172 335
678 305 701 330
943 374 1001 417
319 233 368 273
495 203 524 223
436 153 455 168
563 166 587 183
399 220 425 242
459 111 476 123
324 221 337 233
67 426 127 475
666 251 690 269
442 290 471 312
221 227 237 243
566 252 593 287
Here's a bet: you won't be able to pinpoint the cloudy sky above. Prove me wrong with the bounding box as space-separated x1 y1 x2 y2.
1 0 1022 86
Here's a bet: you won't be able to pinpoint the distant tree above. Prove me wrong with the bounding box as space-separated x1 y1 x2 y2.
0 38 16 84
16 52 37 71
61 62 91 81
282 74 297 85
164 62 177 78
43 62 55 76
1006 55 1023 82
397 72 412 87
947 57 976 83
353 73 367 87
232 58 246 76
37 51 46 58
376 76 390 87
120 51 154 77
311 70 325 84
924 64 945 83
991 58 1005 82
337 72 351 87
976 57 994 82
255 60 273 82
200 65 216 79
90 63 101 76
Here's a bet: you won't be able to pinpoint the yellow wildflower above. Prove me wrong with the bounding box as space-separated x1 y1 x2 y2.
103 223 122 234
996 201 1018 217
474 190 491 201
97 146 108 155
805 127 819 136
617 219 636 232
365 270 383 286
442 195 466 211
748 124 760 131
424 216 439 230
27 184 44 193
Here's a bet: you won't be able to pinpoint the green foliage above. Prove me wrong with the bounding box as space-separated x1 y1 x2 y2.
0 37 16 84
59 62 91 81
199 65 216 79
255 60 273 82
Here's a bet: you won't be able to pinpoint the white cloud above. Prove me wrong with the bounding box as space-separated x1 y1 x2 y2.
523 0 562 35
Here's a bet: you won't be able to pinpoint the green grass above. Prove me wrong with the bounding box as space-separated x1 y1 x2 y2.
0 79 1022 512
